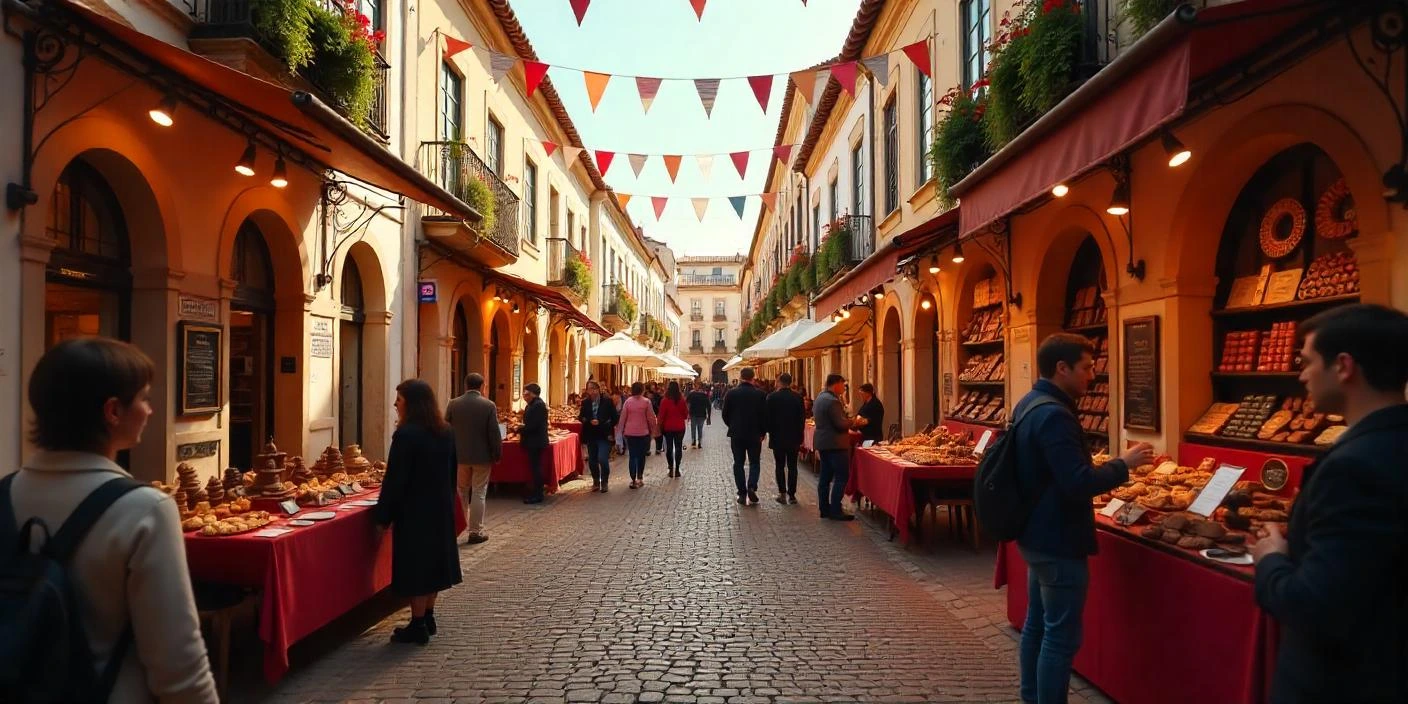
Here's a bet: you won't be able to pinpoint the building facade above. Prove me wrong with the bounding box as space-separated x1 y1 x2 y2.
677 255 746 382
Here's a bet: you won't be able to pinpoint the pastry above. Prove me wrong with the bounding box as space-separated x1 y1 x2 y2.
1257 410 1295 440
1315 425 1348 446
1178 535 1215 550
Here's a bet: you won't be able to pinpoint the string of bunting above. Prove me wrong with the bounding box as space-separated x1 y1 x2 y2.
526 138 798 182
568 0 811 26
442 31 932 117
612 191 782 222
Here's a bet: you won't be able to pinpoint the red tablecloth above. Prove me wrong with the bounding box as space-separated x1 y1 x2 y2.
994 519 1277 704
551 421 583 435
491 434 582 492
847 448 977 543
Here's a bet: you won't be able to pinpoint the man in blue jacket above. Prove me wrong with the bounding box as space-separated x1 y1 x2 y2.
1252 304 1408 703
1012 334 1152 704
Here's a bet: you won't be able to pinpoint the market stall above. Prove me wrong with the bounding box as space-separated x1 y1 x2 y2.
491 430 582 492
950 269 1008 428
1062 236 1113 455
845 428 980 544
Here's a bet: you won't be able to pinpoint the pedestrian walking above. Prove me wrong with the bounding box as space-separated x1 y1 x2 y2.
649 384 666 455
445 373 502 545
518 383 549 504
722 367 768 506
766 372 806 505
375 379 464 645
578 380 619 492
813 373 864 520
1 337 218 702
619 382 659 488
1012 334 1152 703
1252 304 1408 704
657 381 689 477
686 381 712 448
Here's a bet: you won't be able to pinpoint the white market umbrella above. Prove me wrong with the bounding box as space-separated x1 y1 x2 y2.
721 354 746 371
742 319 830 360
585 331 666 366
659 352 695 371
653 365 697 378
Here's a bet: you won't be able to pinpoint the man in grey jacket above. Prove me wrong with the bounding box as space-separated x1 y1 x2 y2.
813 373 864 520
445 373 502 545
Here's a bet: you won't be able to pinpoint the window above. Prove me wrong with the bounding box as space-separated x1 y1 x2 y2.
487 116 504 175
566 211 576 246
549 187 560 238
851 143 864 215
714 299 726 317
884 99 899 214
812 204 821 249
829 178 839 222
691 299 702 314
692 329 702 346
523 159 539 245
961 0 993 91
715 328 725 344
917 71 935 184
359 0 383 37
440 62 462 141
712 266 722 276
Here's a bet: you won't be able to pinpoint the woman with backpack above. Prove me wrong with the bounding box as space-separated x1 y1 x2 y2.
1 337 218 702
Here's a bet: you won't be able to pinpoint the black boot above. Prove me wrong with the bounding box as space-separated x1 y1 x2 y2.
391 617 429 645
424 609 437 636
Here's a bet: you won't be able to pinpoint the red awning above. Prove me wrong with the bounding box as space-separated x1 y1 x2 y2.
813 207 959 319
953 0 1329 236
481 270 610 338
29 0 480 223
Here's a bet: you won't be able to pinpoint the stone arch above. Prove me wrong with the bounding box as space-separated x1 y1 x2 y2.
488 307 514 407
548 324 567 405
524 314 542 397
1029 205 1121 331
215 195 311 298
912 286 940 430
339 242 390 458
448 290 486 398
879 303 903 438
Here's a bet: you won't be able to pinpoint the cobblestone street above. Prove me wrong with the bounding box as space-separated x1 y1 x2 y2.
256 421 1109 704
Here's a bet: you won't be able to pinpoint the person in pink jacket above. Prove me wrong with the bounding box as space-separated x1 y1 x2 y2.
656 381 690 477
618 382 659 488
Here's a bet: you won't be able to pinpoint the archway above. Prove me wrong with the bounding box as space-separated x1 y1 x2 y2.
523 316 541 405
565 329 579 402
913 292 938 430
229 220 276 471
880 305 903 439
711 358 727 383
338 256 366 447
341 242 389 457
451 296 485 398
548 325 566 405
44 157 132 344
488 309 513 407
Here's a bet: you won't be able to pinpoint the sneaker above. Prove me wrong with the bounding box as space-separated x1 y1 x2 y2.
391 619 429 645
828 513 856 522
465 534 489 545
788 495 798 505
747 490 759 506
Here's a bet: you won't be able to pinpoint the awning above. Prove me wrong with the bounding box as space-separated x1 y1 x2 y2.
481 269 610 337
741 319 830 360
721 355 747 371
26 0 481 223
586 332 663 365
812 207 959 319
789 307 871 358
951 0 1330 236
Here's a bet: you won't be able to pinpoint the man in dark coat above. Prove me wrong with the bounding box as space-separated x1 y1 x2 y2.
722 367 767 506
578 380 619 492
855 383 885 444
765 372 806 505
686 382 712 449
1253 304 1408 704
519 383 550 504
445 373 502 545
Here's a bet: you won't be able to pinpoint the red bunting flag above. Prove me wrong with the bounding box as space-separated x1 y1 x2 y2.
524 61 549 98
662 155 683 183
443 35 472 60
773 144 794 164
569 0 590 25
748 75 773 113
730 151 750 179
690 0 707 20
903 40 932 78
652 197 668 220
831 61 858 96
595 150 615 175
542 141 558 157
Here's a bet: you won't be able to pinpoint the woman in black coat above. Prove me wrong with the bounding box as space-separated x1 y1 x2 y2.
374 379 462 644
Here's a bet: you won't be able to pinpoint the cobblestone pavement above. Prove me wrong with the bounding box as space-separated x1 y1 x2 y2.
254 421 1111 704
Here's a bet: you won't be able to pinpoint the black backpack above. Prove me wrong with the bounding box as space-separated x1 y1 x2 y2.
973 395 1064 541
0 473 145 703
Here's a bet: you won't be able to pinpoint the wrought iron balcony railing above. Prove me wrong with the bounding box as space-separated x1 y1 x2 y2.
689 312 704 322
679 274 737 286
546 237 588 299
417 141 521 257
842 214 874 265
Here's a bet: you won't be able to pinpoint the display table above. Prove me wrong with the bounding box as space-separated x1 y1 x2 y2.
846 447 977 543
492 433 582 492
550 420 583 435
994 518 1277 704
942 419 1004 443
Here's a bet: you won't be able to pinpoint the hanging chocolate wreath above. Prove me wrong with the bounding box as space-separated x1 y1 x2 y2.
1314 178 1358 239
1259 198 1306 259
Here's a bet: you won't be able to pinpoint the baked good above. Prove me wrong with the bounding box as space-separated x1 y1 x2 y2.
1315 425 1348 446
1257 410 1295 439
1178 535 1215 550
1189 403 1240 435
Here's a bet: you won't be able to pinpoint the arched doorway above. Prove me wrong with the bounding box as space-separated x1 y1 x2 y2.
44 158 131 345
489 310 512 406
711 358 727 383
564 330 579 402
548 326 565 405
230 220 276 471
339 257 365 446
880 305 903 439
523 317 540 406
913 293 938 430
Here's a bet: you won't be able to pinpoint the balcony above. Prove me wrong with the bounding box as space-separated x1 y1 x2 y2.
600 283 636 333
689 312 704 322
416 141 521 267
712 313 728 322
546 238 590 305
712 343 729 353
679 274 737 286
690 343 704 353
188 0 389 138
842 214 875 265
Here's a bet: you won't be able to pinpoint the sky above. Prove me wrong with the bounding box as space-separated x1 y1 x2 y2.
510 0 862 258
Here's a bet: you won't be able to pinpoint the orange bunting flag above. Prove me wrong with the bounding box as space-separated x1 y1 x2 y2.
748 75 773 113
831 61 858 96
730 151 750 179
615 192 632 210
569 0 590 25
692 198 709 221
652 197 668 220
903 39 932 78
584 71 611 111
636 76 662 113
443 35 472 60
759 193 778 212
662 155 683 183
524 61 549 98
595 150 615 175
790 69 818 105
542 141 558 157
690 0 707 20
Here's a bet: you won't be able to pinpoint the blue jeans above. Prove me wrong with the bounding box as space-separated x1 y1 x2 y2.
689 416 707 445
730 437 761 494
625 435 651 480
1019 547 1090 704
817 449 849 516
586 438 612 485
664 431 684 470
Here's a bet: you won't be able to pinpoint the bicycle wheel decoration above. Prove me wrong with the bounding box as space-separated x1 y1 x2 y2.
1259 197 1306 259
1314 178 1358 239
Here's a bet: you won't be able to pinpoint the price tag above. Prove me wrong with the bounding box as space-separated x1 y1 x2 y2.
861 440 875 448
253 527 294 538
1112 502 1148 526
278 500 301 516
1099 498 1127 517
337 484 355 496
973 430 995 456
1188 464 1247 517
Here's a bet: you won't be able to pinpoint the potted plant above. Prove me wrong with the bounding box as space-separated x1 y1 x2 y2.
459 175 497 234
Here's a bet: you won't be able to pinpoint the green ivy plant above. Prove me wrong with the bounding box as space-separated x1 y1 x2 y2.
982 19 1034 150
1018 0 1083 116
251 0 314 71
1120 0 1179 38
931 90 991 207
302 4 378 127
459 175 496 234
563 254 593 301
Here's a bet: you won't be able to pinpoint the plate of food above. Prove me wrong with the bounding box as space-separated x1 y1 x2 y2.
288 519 317 527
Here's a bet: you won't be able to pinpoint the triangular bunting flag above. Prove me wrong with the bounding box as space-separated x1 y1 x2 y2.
443 35 472 60
652 197 668 220
542 141 558 157
628 153 648 178
615 192 632 210
747 75 773 113
694 78 720 118
692 198 709 221
584 71 611 111
729 196 747 219
759 193 778 212
569 0 590 25
831 61 858 96
594 150 615 175
730 151 750 179
690 0 707 20
791 69 817 105
662 155 683 183
489 53 517 84
695 154 714 180
636 77 662 113
862 54 891 87
562 146 583 167
773 144 794 164
903 40 932 78
524 61 549 98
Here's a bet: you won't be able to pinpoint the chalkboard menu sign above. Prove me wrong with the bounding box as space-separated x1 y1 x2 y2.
1122 316 1160 432
178 321 222 415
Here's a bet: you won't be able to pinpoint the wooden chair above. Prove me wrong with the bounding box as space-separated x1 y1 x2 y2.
194 583 249 701
920 480 981 551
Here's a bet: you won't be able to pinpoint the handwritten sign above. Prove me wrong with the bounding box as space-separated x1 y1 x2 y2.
974 430 994 456
498 423 508 439
279 499 301 516
1188 464 1247 517
310 334 334 358
1099 498 1127 517
177 322 222 415
1122 316 1161 432
179 295 219 321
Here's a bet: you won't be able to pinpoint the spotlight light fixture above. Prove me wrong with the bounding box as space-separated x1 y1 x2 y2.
951 241 965 264
1106 181 1131 216
928 260 940 275
1162 131 1192 168
235 142 257 177
1051 183 1070 198
859 293 868 303
512 302 522 314
842 308 851 319
270 156 289 188
148 94 178 127
874 290 885 300
921 298 932 310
